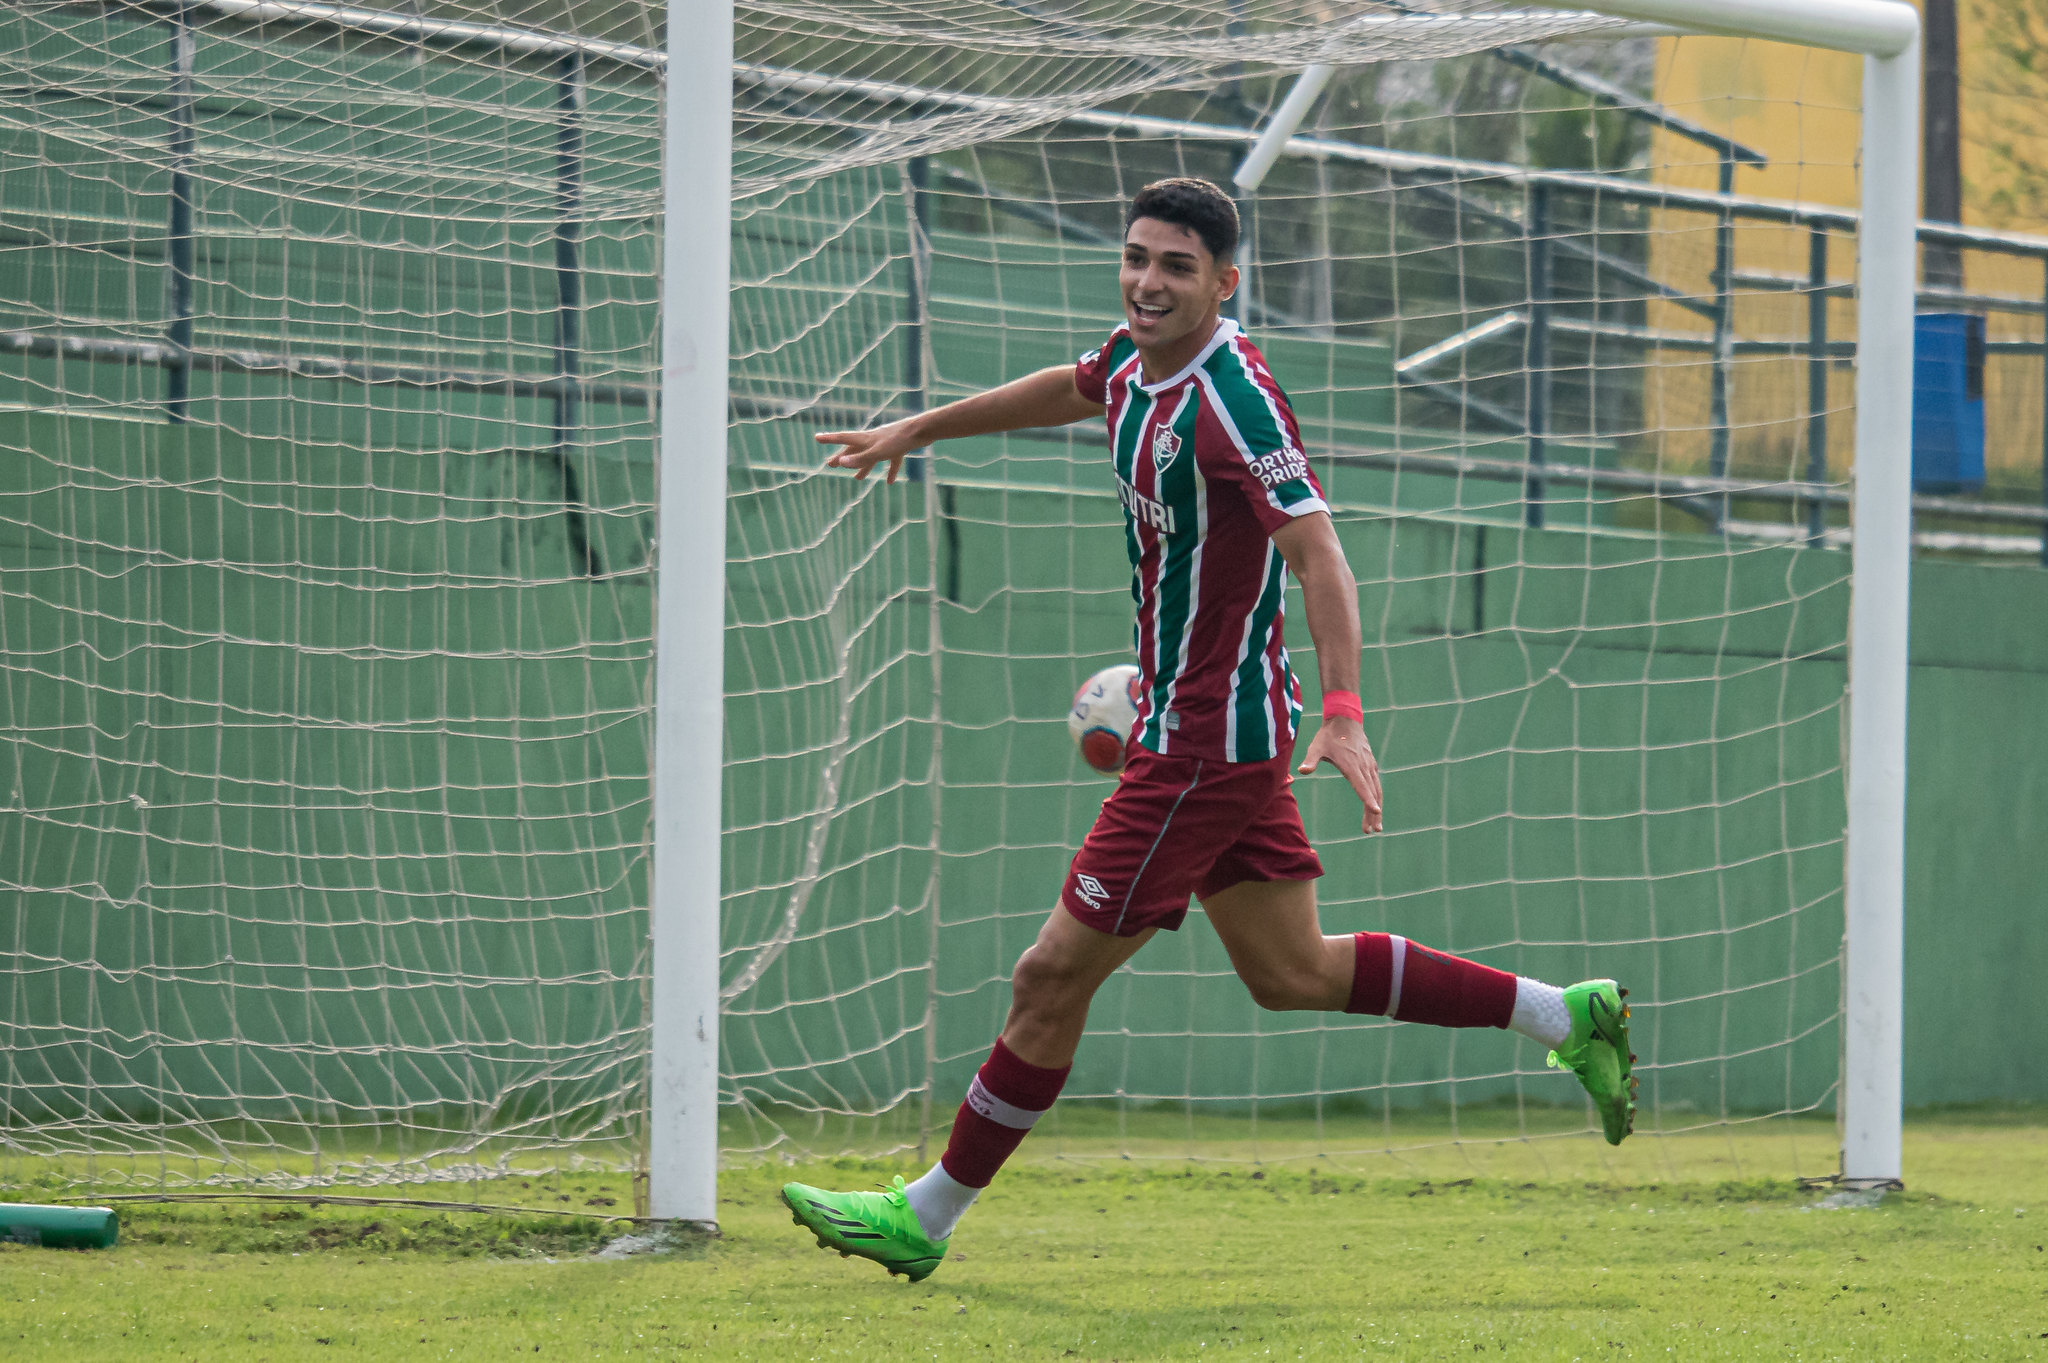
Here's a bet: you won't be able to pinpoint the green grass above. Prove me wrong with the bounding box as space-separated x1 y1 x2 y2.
3 1117 2045 1360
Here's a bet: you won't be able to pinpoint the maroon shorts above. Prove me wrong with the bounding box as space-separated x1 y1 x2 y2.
1060 744 1324 937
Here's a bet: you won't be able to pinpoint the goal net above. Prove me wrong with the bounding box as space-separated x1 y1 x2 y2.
0 0 1893 1189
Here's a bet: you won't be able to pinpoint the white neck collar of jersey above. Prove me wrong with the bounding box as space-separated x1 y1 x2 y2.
1135 317 1240 393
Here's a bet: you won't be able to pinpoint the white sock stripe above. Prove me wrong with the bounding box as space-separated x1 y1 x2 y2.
965 1075 1049 1130
1386 935 1407 1018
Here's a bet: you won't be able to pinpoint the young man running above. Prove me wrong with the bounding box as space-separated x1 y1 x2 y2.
783 177 1635 1282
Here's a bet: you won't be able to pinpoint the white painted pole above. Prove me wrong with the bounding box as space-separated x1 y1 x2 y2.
1218 10 1700 186
649 0 732 1229
1232 64 1336 194
1840 40 1919 1188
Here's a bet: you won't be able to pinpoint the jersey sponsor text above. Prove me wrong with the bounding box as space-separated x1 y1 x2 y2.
1247 447 1309 490
1117 474 1177 533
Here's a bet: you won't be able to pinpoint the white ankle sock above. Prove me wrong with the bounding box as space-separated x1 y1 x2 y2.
904 1162 979 1242
1509 978 1571 1050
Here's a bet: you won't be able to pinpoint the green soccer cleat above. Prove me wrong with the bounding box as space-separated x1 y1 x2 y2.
781 1175 949 1282
1547 979 1638 1145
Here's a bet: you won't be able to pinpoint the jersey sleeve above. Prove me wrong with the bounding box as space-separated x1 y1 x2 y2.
1198 343 1329 535
1073 326 1129 406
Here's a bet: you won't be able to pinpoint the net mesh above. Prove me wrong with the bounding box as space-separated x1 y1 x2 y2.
0 0 1943 1190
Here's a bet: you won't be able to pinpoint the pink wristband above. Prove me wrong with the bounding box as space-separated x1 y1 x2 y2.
1322 690 1364 725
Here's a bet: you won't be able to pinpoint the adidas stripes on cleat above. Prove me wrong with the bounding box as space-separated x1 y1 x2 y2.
1548 979 1638 1145
782 1175 949 1282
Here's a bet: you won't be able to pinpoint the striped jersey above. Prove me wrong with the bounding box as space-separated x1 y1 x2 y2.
1074 318 1328 764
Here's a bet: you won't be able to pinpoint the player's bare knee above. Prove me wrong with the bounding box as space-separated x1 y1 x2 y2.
1009 941 1092 1015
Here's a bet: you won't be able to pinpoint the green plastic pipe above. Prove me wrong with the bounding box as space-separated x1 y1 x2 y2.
0 1204 119 1249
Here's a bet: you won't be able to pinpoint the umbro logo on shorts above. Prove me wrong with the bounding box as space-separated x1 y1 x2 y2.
1073 873 1107 907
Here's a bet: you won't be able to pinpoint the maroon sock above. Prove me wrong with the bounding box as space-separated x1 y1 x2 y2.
938 1037 1071 1189
1344 932 1516 1029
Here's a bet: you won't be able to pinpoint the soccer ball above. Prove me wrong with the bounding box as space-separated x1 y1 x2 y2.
1068 663 1142 774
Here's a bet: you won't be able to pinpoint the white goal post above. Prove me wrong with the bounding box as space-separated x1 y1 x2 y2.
649 0 734 1229
652 0 1921 1226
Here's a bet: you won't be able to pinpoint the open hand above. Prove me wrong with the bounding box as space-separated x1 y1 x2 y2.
816 420 924 484
1296 717 1384 834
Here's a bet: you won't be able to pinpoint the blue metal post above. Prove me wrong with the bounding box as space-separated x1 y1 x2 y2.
164 7 196 424
1524 181 1551 528
1807 228 1830 543
552 51 584 449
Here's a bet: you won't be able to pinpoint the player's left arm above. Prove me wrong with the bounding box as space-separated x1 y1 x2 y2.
1271 511 1383 834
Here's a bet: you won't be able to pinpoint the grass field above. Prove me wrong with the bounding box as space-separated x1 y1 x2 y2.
3 1112 2045 1361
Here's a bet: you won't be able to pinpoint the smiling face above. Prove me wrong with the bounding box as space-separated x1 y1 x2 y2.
1120 216 1239 370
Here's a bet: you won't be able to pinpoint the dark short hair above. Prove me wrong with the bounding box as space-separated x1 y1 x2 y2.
1126 177 1239 265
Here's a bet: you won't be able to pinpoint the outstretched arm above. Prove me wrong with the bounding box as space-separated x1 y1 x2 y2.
1271 510 1383 834
817 364 1101 484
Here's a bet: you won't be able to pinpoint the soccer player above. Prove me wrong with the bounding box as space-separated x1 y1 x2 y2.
783 177 1635 1281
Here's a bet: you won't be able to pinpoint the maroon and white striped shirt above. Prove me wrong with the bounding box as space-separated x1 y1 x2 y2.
1075 319 1328 763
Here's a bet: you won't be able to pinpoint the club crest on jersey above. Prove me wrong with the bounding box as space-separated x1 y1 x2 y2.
1151 424 1182 469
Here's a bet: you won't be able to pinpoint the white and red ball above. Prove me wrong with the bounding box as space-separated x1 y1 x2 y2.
1068 663 1142 774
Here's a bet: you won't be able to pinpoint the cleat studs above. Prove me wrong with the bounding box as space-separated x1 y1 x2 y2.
1618 987 1629 999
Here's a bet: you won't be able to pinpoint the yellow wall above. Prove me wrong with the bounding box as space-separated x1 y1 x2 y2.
1642 12 2048 486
